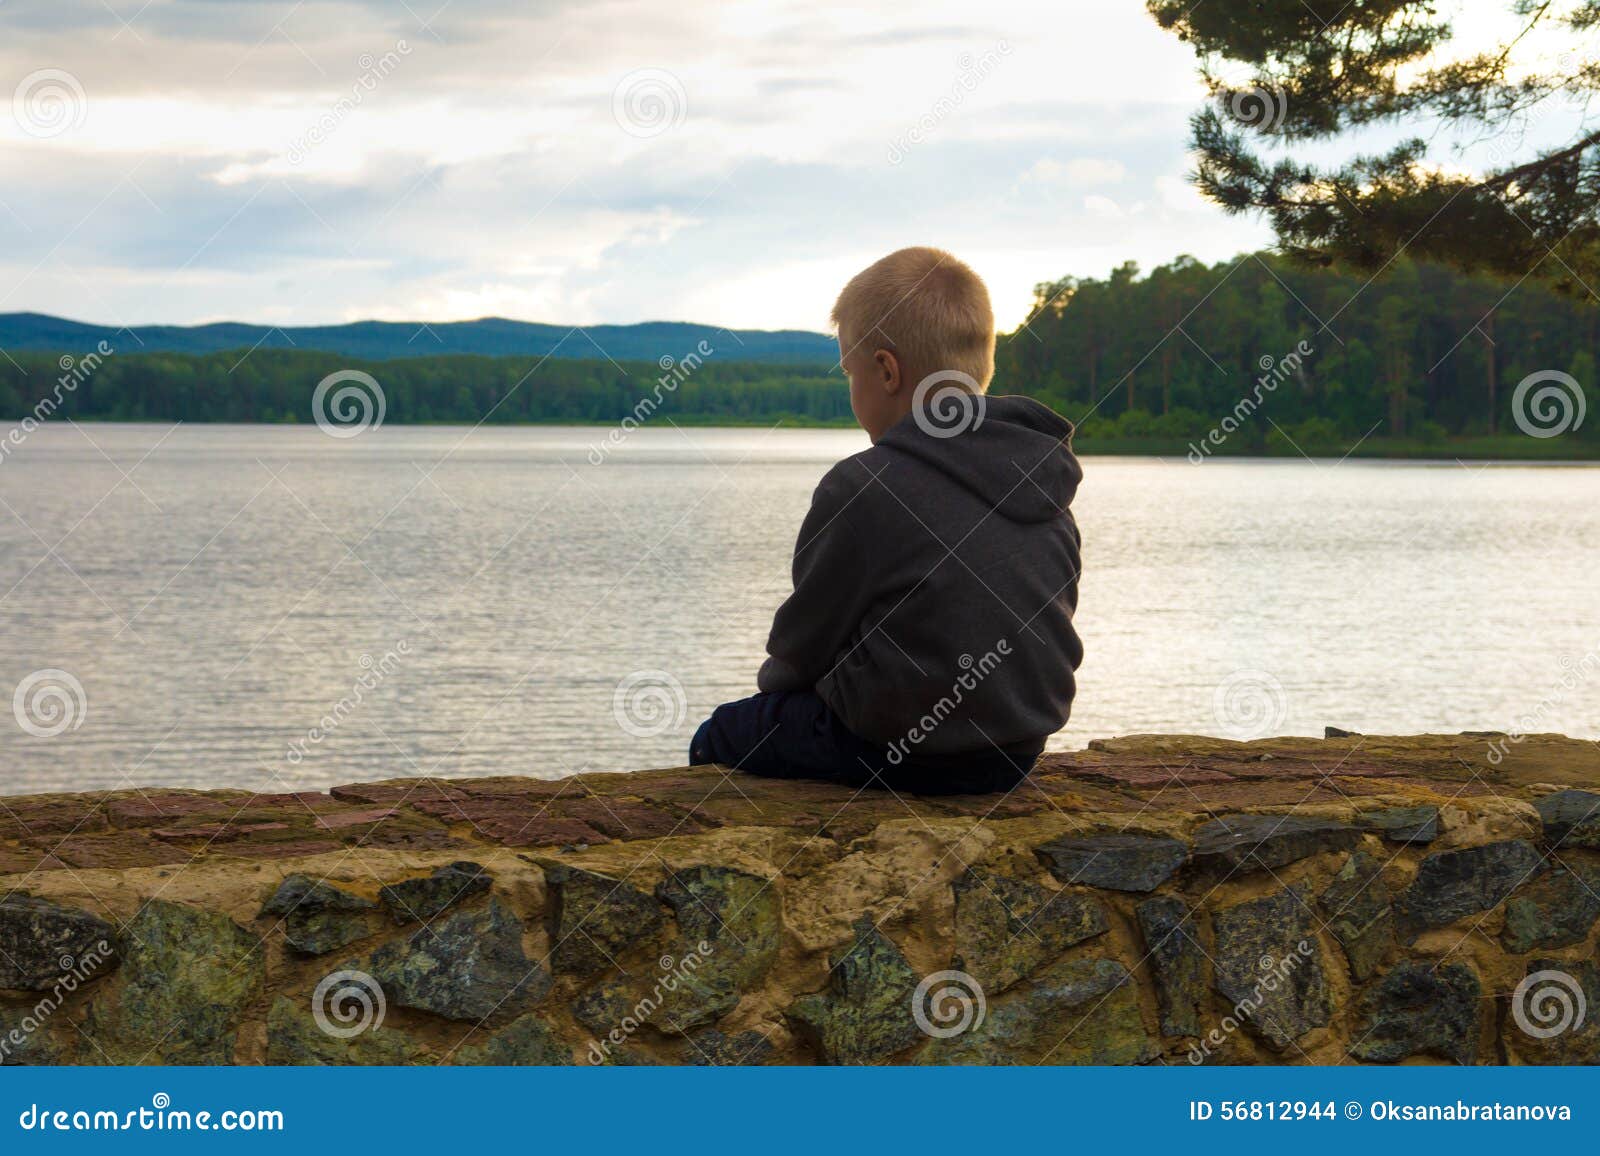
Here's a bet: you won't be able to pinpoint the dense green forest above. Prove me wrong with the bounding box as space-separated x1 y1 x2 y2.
3 252 1595 456
1005 253 1597 454
0 348 855 427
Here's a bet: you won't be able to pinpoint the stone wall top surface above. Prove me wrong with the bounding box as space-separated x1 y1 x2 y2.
2 731 1593 882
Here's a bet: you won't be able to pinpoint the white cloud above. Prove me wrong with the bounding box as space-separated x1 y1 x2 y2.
0 0 1273 330
1021 157 1128 187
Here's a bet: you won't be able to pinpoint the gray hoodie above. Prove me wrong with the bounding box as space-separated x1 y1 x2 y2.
758 395 1083 756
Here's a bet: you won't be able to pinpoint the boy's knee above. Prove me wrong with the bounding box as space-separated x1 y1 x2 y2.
688 713 719 765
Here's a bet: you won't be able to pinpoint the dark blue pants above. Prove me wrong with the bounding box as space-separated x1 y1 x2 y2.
689 690 1037 796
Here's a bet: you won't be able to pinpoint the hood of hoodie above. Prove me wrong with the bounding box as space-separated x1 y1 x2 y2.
876 394 1081 524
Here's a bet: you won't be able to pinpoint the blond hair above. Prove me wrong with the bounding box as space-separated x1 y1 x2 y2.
831 247 996 392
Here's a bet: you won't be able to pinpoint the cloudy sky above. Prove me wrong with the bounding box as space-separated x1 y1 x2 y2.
0 1 1407 332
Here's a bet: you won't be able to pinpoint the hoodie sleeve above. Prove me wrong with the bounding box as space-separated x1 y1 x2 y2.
759 466 874 692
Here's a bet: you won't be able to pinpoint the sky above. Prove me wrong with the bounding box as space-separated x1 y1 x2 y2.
0 0 1553 334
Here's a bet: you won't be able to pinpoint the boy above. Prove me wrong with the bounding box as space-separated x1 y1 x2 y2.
689 247 1083 795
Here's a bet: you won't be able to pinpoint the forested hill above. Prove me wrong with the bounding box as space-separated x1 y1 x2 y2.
0 313 837 365
1000 253 1597 448
3 253 1595 455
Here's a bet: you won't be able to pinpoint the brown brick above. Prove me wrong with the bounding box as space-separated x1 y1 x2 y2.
314 807 400 830
550 798 706 840
470 814 609 847
0 841 67 874
152 821 291 844
0 797 109 838
38 832 199 870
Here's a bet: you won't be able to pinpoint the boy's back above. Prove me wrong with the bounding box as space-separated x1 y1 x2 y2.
690 245 1082 794
764 394 1082 759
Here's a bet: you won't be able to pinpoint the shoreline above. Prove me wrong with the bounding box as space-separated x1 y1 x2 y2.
11 417 1599 462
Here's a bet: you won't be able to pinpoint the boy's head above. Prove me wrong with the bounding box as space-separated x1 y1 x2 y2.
831 246 995 441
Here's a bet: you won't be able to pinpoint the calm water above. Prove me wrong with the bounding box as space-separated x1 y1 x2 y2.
1 423 1596 795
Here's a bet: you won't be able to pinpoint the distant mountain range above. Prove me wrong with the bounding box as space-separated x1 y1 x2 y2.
0 312 838 365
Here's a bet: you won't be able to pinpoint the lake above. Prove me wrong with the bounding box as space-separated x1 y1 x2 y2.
1 422 1595 795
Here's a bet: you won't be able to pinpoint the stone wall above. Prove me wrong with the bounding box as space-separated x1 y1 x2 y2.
2 732 1599 1066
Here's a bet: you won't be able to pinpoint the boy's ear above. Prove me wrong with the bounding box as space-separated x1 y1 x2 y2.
873 348 904 394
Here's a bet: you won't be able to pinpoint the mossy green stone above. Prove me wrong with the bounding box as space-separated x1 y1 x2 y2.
453 1013 572 1065
953 868 1108 993
654 865 782 1030
787 918 921 1065
1136 895 1207 1037
545 865 665 977
1349 961 1480 1065
918 958 1152 1065
1212 888 1330 1051
265 996 432 1065
368 899 549 1022
83 900 264 1065
260 874 379 956
1501 869 1600 953
1318 851 1395 981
